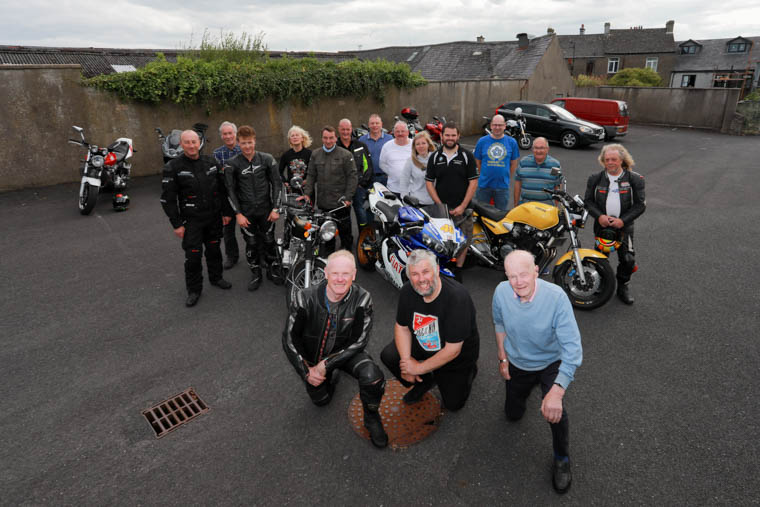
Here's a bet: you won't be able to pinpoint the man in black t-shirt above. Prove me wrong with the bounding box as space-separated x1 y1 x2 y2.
425 123 479 282
380 249 479 411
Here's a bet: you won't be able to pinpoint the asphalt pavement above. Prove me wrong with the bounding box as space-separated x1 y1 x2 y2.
1 125 759 505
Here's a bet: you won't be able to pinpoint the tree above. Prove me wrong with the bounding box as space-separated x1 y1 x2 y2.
608 67 663 87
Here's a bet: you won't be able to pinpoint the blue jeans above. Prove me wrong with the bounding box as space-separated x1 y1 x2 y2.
353 186 369 227
475 187 509 212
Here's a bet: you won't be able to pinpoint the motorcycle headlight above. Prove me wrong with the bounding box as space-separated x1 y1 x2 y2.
91 155 105 168
579 126 592 134
319 220 337 241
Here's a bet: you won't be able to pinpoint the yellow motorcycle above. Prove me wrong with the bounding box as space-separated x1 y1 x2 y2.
469 185 615 310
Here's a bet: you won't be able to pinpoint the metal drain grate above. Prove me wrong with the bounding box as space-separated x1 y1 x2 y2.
142 388 209 438
348 379 442 449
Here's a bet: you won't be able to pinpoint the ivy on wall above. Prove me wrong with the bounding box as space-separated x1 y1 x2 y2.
84 54 426 109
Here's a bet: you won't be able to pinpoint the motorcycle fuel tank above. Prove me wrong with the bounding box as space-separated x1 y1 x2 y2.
506 202 559 230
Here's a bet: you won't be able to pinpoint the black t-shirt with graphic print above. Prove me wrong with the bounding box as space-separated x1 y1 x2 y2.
395 276 479 371
279 147 312 184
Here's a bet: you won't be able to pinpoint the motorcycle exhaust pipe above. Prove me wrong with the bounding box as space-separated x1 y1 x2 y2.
468 244 496 267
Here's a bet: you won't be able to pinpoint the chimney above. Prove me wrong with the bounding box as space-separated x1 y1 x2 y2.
604 22 611 35
547 27 555 35
477 35 485 43
579 24 585 35
517 33 529 49
666 20 674 34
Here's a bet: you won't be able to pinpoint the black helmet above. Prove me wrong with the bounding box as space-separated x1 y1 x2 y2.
113 193 130 211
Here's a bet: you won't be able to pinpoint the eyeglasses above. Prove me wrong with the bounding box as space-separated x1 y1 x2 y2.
491 123 506 127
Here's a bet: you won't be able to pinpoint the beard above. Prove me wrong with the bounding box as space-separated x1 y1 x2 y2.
443 139 457 149
411 276 438 298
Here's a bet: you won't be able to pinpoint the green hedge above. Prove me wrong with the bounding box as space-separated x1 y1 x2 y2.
83 54 426 109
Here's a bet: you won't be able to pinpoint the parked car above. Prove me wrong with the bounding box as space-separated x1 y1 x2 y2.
551 97 629 140
495 101 605 149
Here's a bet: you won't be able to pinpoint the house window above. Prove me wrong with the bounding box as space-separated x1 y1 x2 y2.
680 45 698 54
607 57 619 74
727 42 747 53
645 57 658 72
586 61 595 74
680 75 696 87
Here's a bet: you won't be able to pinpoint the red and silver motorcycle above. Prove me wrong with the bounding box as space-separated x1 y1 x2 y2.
68 126 134 215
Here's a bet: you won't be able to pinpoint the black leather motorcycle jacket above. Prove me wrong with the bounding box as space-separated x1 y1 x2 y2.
224 151 282 218
160 154 231 229
282 281 373 380
584 169 646 235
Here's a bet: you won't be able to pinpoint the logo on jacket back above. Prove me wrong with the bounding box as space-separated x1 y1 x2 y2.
413 312 441 351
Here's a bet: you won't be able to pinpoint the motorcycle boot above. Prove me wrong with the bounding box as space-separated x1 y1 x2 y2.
363 403 388 449
617 282 634 305
248 265 263 291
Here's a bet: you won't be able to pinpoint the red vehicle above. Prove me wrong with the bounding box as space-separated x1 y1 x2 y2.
424 115 447 142
551 98 629 140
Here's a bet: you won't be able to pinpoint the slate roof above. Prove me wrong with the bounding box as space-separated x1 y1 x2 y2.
0 46 351 77
0 46 180 77
559 28 675 58
674 37 760 72
343 35 555 80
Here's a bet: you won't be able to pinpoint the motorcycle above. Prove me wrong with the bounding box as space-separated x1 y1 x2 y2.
482 108 532 150
68 126 134 215
155 122 209 163
278 177 348 308
356 182 466 289
468 170 615 310
394 107 424 138
424 115 447 142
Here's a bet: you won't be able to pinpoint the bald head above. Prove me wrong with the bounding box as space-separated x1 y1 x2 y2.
180 129 201 159
504 249 535 272
532 137 549 163
490 114 507 139
504 250 539 302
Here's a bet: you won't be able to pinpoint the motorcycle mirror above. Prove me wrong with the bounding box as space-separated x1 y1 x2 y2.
550 167 562 177
290 176 304 190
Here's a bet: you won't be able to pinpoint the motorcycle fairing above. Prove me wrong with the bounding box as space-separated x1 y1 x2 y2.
398 206 424 224
380 240 406 289
506 202 559 230
476 213 512 235
553 248 607 267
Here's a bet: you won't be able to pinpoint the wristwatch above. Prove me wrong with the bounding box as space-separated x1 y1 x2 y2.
499 358 508 364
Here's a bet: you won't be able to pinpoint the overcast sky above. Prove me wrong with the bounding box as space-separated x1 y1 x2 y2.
1 1 757 51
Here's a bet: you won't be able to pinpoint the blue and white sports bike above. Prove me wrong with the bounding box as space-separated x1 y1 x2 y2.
356 182 466 289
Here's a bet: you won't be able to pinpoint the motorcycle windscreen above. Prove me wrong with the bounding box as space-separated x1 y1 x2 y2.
419 202 450 220
505 202 559 230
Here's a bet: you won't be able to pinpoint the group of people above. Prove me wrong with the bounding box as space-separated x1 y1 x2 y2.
158 112 647 494
282 246 581 494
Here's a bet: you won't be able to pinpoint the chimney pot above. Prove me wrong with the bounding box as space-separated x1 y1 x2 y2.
547 27 555 35
580 24 585 35
666 20 674 34
477 35 485 42
517 33 529 49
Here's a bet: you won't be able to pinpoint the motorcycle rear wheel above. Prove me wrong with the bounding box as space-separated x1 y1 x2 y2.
285 258 327 309
553 257 615 310
356 225 377 271
79 182 98 215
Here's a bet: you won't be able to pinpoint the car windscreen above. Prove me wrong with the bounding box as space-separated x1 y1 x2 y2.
544 104 577 120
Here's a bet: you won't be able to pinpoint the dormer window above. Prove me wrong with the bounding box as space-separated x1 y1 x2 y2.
680 45 698 54
727 42 748 53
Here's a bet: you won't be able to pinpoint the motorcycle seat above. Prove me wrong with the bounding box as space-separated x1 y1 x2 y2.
375 201 400 222
471 199 507 221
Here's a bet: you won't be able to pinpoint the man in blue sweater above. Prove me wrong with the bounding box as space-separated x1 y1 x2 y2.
492 250 583 494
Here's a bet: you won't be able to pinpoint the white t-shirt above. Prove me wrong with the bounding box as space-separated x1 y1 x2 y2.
399 154 434 205
605 171 622 218
379 141 412 193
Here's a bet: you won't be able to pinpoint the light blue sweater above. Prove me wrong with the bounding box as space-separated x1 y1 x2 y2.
492 279 582 388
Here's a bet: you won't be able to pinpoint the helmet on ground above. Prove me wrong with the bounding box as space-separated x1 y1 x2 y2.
595 228 620 253
113 193 130 211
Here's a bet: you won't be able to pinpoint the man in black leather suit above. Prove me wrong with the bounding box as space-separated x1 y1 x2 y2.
282 250 388 448
160 130 233 307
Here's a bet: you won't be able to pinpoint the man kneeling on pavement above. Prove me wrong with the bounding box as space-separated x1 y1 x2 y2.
492 249 583 494
282 250 388 448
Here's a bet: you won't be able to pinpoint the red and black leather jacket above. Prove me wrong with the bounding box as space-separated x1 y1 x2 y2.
282 282 373 380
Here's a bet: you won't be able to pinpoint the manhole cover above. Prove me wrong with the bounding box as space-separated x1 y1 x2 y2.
142 387 209 438
348 379 442 449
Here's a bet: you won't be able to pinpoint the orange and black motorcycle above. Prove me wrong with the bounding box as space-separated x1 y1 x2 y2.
469 178 615 310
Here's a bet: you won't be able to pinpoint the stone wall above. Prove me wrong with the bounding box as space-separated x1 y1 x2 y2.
0 65 560 191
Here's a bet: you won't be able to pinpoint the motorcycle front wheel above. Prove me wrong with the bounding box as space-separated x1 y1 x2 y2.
79 182 98 215
356 225 377 271
553 257 615 310
285 258 327 309
518 134 533 150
